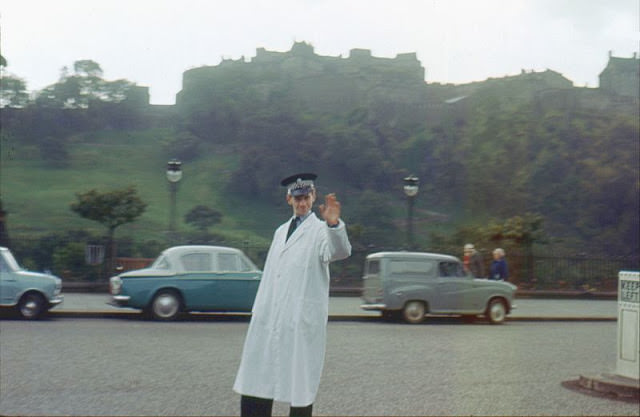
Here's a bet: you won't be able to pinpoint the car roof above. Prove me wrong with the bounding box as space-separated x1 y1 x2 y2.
366 251 460 262
161 245 245 256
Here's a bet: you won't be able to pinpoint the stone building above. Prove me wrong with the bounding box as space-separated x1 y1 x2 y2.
599 52 639 98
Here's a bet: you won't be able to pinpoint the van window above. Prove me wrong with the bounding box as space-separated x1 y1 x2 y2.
390 260 434 276
439 261 465 278
366 260 380 275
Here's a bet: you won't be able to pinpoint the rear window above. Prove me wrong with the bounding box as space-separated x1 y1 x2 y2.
239 257 253 272
218 253 239 271
390 260 435 276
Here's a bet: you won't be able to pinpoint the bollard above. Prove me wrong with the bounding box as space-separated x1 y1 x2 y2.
617 271 639 379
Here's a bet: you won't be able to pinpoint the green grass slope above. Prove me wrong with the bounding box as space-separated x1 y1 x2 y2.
0 129 279 247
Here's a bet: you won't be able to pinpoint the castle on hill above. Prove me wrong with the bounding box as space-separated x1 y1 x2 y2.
172 42 638 126
176 42 638 106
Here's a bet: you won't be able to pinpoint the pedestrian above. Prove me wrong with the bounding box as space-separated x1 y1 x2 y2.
489 248 508 281
463 243 485 278
233 173 352 417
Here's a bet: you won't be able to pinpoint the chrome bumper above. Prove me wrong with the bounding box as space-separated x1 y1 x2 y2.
109 295 131 306
49 295 64 306
360 303 387 311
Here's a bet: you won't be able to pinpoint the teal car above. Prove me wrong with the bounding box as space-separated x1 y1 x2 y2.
0 246 64 319
109 245 262 320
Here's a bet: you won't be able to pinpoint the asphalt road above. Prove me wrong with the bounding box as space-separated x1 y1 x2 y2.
1 318 637 416
55 293 619 319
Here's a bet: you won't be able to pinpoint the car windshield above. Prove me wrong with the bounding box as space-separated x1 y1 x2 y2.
365 260 380 276
0 250 22 272
151 255 170 269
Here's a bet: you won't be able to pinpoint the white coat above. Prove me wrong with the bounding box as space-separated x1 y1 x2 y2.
233 212 351 407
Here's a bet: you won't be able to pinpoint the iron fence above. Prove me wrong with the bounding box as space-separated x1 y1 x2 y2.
4 236 638 291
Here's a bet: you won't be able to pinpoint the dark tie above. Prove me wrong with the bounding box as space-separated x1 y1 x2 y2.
286 217 299 241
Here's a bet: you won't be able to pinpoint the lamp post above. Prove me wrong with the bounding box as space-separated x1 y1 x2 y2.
166 159 182 242
403 175 419 250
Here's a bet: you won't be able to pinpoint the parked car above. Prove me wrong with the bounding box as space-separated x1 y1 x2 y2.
0 246 64 319
360 251 517 324
109 245 262 320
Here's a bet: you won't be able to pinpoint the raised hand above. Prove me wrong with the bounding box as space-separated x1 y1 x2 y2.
319 193 341 226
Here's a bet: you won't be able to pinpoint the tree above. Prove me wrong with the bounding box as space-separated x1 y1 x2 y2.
35 60 135 109
70 186 147 274
0 74 30 108
184 205 223 233
1 55 30 108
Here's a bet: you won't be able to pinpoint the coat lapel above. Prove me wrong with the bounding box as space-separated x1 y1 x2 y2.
282 213 316 251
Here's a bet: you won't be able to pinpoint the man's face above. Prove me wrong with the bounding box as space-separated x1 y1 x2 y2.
287 192 315 217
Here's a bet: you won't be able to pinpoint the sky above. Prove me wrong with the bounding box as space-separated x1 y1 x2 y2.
1 0 638 105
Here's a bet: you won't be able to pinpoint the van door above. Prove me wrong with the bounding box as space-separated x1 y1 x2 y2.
387 259 437 309
433 261 470 312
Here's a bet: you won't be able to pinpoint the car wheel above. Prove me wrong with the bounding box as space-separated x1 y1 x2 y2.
151 290 182 321
402 301 426 324
486 299 507 324
18 293 46 320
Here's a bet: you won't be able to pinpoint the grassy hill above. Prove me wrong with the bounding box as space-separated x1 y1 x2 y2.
1 128 277 249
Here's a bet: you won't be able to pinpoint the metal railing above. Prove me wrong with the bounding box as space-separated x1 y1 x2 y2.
5 236 638 291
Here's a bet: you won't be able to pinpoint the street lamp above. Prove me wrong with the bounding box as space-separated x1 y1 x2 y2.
166 159 183 240
403 175 419 250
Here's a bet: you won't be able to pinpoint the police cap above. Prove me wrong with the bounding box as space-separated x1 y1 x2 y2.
281 173 317 196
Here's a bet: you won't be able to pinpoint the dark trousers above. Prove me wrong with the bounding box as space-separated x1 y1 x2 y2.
241 395 313 417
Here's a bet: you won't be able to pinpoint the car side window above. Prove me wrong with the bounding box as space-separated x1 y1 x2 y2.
0 256 8 273
181 253 213 272
218 253 239 272
439 262 465 278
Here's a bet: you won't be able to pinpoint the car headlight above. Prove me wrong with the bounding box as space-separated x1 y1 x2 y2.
109 276 122 295
54 279 63 295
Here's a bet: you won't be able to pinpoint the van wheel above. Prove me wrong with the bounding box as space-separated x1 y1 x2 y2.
485 299 507 324
403 301 425 324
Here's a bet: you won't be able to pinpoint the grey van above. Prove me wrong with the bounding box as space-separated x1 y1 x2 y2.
360 251 517 324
